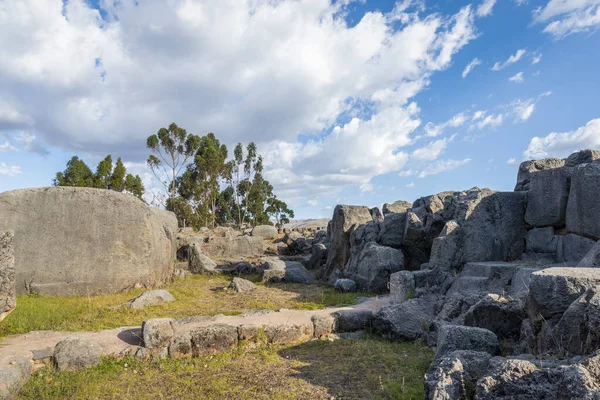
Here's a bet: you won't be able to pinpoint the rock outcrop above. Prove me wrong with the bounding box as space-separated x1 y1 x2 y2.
0 232 15 321
0 187 177 296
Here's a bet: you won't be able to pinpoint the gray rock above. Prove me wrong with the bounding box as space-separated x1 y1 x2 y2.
189 324 239 356
373 295 443 341
514 157 566 191
263 323 314 344
229 277 257 293
0 356 32 399
578 241 600 268
334 278 358 292
378 212 406 249
370 207 384 222
322 205 373 279
526 227 558 254
261 259 314 284
0 232 15 321
553 288 600 355
283 231 303 246
0 187 177 295
142 318 175 349
251 225 278 239
435 325 499 360
528 267 600 320
559 234 597 263
54 337 103 372
188 244 218 274
312 314 335 338
464 294 525 340
567 163 600 240
389 270 415 303
382 200 412 215
525 168 571 228
201 235 264 258
429 220 461 272
128 289 176 309
306 243 328 270
343 242 406 293
425 350 492 400
334 309 374 332
565 149 600 167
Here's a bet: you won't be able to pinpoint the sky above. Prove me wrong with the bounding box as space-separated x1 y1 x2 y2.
0 0 599 219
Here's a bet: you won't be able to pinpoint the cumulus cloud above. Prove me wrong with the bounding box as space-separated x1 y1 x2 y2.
0 163 21 176
418 158 471 178
509 71 525 83
534 0 600 38
0 141 17 152
477 0 498 17
491 49 526 71
462 57 481 78
0 0 479 203
411 134 456 161
523 118 600 159
532 53 543 64
509 98 535 121
425 112 468 137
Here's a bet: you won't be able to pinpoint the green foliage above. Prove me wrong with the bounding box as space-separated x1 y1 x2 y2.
54 155 145 199
266 197 295 229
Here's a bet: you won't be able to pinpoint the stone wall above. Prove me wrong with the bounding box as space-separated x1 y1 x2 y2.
0 187 178 296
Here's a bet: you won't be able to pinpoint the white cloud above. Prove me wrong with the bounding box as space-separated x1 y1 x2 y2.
0 0 478 203
532 53 542 64
507 157 518 165
308 199 319 206
509 71 524 83
411 134 456 161
509 98 535 120
462 57 481 78
406 182 415 187
524 118 600 159
0 141 17 151
399 169 417 177
477 0 498 17
425 112 468 137
474 113 504 129
0 163 21 176
491 49 526 71
418 158 471 178
534 0 600 38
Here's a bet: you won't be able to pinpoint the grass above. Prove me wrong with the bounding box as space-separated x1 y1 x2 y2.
0 274 371 338
20 337 433 400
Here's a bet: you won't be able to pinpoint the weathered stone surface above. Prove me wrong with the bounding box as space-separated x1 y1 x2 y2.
142 318 175 349
54 337 102 372
464 294 525 340
429 220 461 271
312 314 335 338
343 242 405 293
389 270 415 303
261 259 314 284
435 325 499 360
378 212 406 249
323 205 373 279
0 232 15 321
334 278 357 292
334 309 373 332
201 235 264 258
567 163 600 240
525 168 570 228
266 242 288 256
578 241 600 268
251 225 278 239
370 207 384 222
0 187 177 295
382 200 412 215
526 227 558 254
373 295 443 341
0 357 32 399
306 243 328 270
263 323 314 344
229 277 257 293
559 234 596 263
514 157 566 191
188 244 218 274
528 267 600 319
565 149 600 167
553 288 600 355
168 332 193 359
190 324 238 356
128 290 176 309
425 350 492 400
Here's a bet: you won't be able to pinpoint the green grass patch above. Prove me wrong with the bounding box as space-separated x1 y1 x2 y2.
20 337 432 400
1 274 372 338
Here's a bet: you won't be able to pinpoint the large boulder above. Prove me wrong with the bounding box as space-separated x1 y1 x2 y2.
464 294 525 340
373 295 444 341
552 288 600 355
229 277 257 293
334 278 357 292
323 205 373 279
201 235 264 258
389 270 415 303
0 187 177 295
526 227 558 254
528 267 600 320
261 259 314 284
435 325 500 360
54 337 102 372
343 242 406 293
514 157 565 191
187 244 218 274
567 163 600 240
127 290 176 309
142 318 175 349
378 212 406 249
306 243 328 270
0 231 15 321
525 168 570 228
382 200 412 215
251 225 278 239
558 233 596 263
565 149 600 167
578 241 600 268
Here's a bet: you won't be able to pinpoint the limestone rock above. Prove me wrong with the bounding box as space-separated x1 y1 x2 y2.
142 318 175 349
0 232 15 321
389 270 415 303
312 314 335 338
370 207 384 222
565 149 600 167
201 235 264 258
188 244 218 274
578 241 600 268
373 295 444 341
190 324 238 357
251 225 278 239
334 278 357 292
526 227 558 254
558 234 596 263
306 243 328 270
553 288 600 355
378 212 406 249
514 157 565 191
343 242 406 293
261 259 314 284
382 200 412 215
334 309 374 332
525 168 570 228
464 294 525 340
435 325 499 360
263 323 314 344
566 163 600 240
0 187 177 295
229 277 257 293
0 356 32 399
128 290 176 309
54 337 102 372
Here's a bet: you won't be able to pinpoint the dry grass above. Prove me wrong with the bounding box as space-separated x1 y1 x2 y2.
20 337 433 400
0 274 370 338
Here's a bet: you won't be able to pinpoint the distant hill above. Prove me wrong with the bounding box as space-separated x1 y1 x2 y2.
284 218 330 230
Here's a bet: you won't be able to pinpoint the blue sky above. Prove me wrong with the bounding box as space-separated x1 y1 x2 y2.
1 0 599 219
